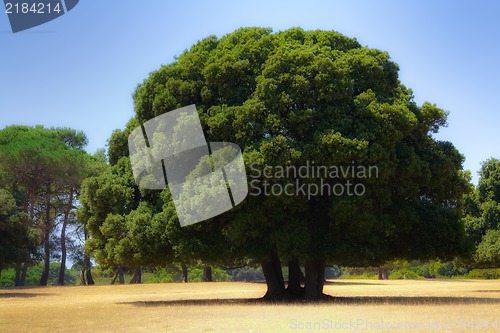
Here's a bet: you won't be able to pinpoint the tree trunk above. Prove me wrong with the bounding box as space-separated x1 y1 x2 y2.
58 190 74 286
58 262 66 286
80 267 87 285
84 260 95 285
28 189 35 227
20 264 27 286
14 265 21 287
129 267 142 284
261 251 286 299
118 267 125 284
378 268 388 280
83 228 95 285
39 228 51 286
287 259 304 297
304 259 326 300
181 264 188 283
58 220 68 285
39 195 52 286
202 266 213 282
111 267 125 284
15 265 27 287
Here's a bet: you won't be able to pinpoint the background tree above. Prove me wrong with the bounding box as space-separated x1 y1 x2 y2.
0 125 90 286
463 158 500 267
0 189 37 275
77 154 174 283
56 149 103 285
80 114 235 283
76 149 107 285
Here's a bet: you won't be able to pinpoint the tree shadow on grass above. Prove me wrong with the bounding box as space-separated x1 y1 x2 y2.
0 293 43 298
122 295 500 306
324 280 386 286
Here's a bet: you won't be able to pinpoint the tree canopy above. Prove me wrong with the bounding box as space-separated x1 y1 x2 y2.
82 27 470 299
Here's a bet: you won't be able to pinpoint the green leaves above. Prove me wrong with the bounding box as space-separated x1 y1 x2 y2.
0 189 34 268
316 131 368 163
463 158 500 267
478 159 500 202
83 27 470 272
475 229 500 266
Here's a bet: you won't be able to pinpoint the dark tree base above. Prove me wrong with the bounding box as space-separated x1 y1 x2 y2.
261 290 334 302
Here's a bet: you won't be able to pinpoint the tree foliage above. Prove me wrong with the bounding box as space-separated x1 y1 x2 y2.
0 189 36 270
84 27 469 299
77 157 173 273
463 158 500 267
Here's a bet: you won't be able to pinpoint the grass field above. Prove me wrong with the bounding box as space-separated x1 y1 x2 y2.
1 280 500 332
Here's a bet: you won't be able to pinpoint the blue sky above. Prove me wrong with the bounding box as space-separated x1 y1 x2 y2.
1 0 499 184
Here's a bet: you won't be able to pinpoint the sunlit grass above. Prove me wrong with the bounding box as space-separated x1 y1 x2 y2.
1 280 500 332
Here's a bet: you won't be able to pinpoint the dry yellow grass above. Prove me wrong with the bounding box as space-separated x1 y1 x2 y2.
1 279 500 332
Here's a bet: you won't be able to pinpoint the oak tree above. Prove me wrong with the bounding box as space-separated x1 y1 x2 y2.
92 27 470 299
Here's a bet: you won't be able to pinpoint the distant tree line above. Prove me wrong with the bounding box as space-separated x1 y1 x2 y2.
0 125 104 286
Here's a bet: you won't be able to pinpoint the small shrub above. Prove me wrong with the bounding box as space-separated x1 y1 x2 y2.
325 266 343 279
189 267 231 282
340 268 378 280
389 269 420 280
227 266 265 282
148 268 176 283
0 269 16 287
467 268 500 279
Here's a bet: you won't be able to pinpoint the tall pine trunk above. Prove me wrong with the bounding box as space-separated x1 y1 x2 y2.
83 227 95 285
39 194 52 286
17 190 36 288
58 190 74 285
39 228 50 286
